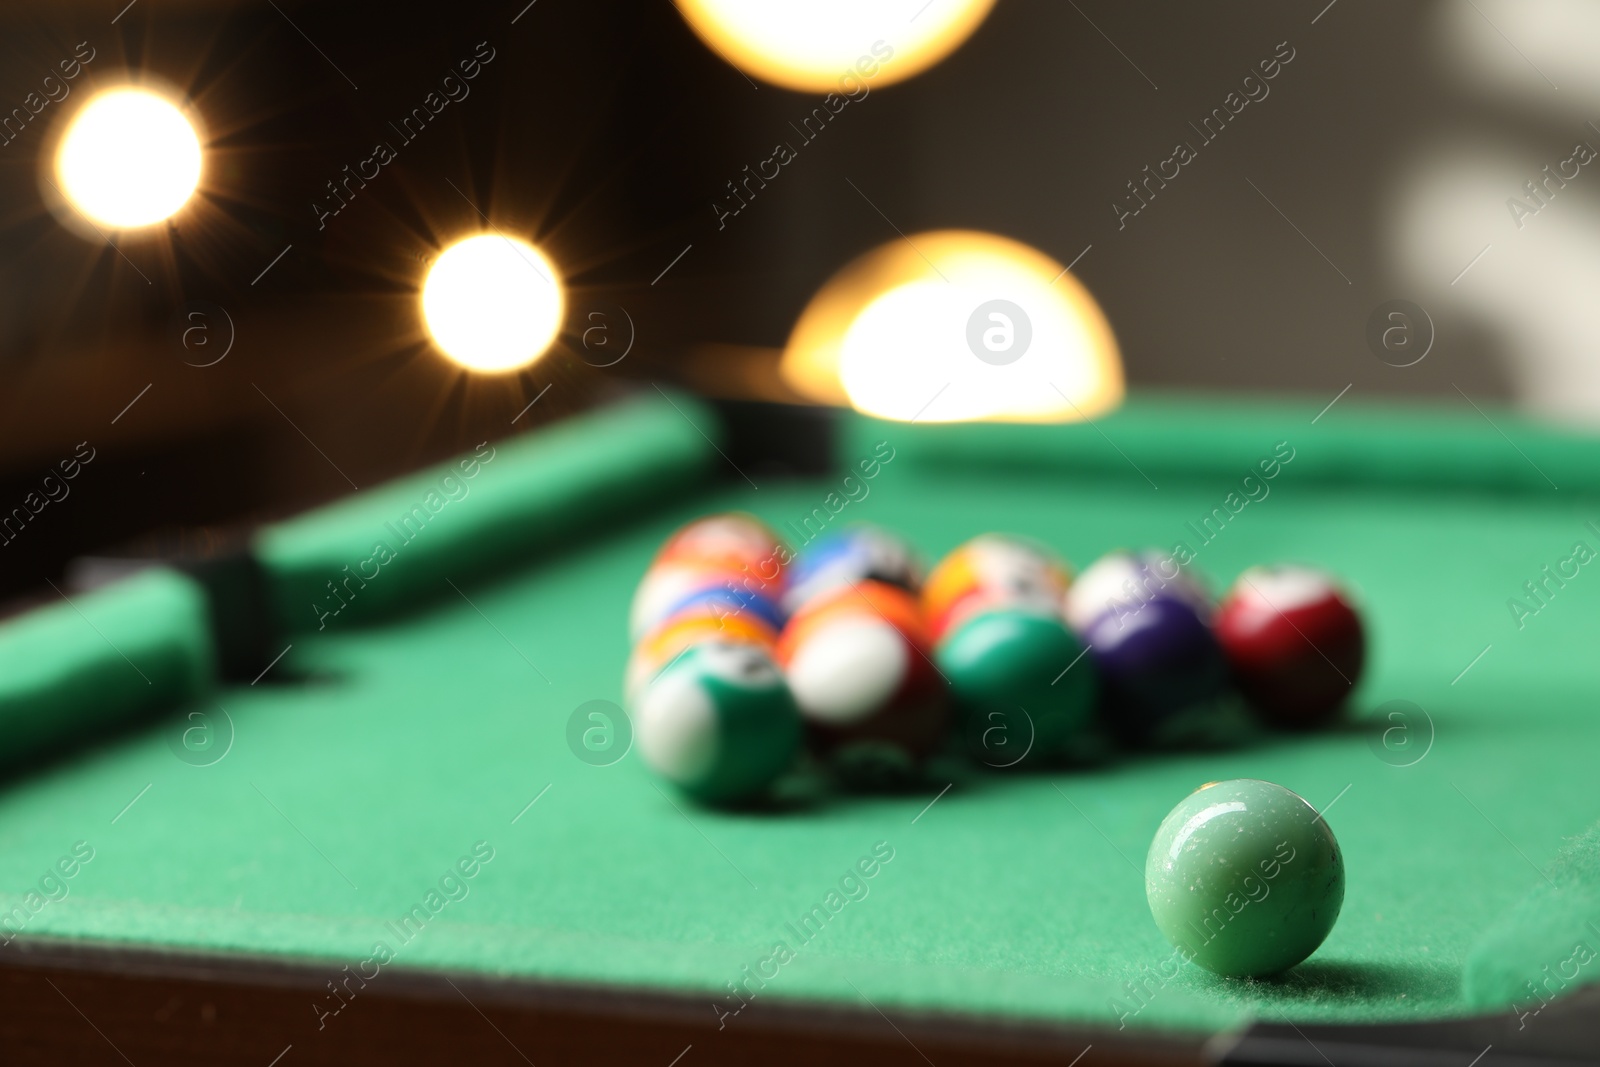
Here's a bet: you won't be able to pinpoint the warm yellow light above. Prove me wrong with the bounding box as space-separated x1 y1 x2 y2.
781 231 1124 424
422 234 565 373
675 0 995 92
56 88 202 229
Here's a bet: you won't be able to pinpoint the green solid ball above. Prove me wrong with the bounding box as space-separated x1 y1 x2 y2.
634 642 802 806
936 608 1096 766
1145 779 1344 977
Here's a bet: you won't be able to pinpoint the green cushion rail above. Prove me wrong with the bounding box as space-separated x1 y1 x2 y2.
0 567 213 769
842 392 1600 498
254 391 718 633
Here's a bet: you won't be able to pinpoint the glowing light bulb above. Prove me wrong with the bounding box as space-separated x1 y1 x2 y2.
422 234 564 373
675 0 995 92
781 231 1124 424
56 87 202 229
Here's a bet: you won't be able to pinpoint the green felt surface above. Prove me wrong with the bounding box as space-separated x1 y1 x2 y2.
4 392 1599 1035
1464 822 1600 1012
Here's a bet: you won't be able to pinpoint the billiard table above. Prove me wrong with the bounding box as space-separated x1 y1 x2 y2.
3 389 1598 1066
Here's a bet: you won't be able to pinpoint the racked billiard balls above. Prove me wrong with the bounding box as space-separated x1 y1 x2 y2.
935 606 1095 767
776 580 948 777
1145 779 1344 977
1214 565 1365 728
634 641 802 806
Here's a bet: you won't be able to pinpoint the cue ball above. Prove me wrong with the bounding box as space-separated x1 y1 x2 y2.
1145 779 1344 977
1214 565 1365 728
635 641 802 806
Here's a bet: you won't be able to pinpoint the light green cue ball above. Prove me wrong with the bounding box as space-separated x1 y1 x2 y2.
1145 779 1344 977
634 641 802 806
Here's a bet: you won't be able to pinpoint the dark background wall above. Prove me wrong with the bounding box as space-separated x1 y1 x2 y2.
0 0 1552 599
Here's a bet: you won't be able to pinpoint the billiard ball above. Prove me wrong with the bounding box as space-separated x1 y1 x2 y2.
775 581 948 777
634 641 803 806
1145 779 1344 977
923 534 1072 642
1064 549 1208 633
783 524 923 613
1078 598 1228 745
935 606 1096 767
1068 551 1227 745
654 512 786 584
1214 565 1365 728
658 584 787 636
631 513 787 639
624 609 779 706
629 561 783 641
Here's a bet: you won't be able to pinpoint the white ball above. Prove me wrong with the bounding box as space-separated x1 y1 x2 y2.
785 617 907 725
